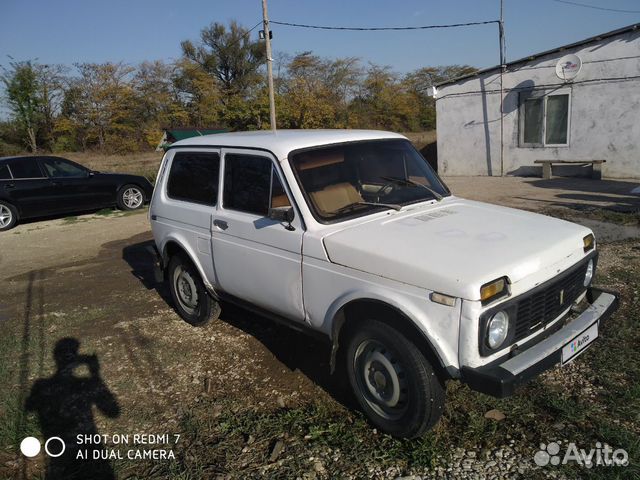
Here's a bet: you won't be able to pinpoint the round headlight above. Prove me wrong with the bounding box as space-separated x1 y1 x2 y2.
487 311 509 349
584 259 594 287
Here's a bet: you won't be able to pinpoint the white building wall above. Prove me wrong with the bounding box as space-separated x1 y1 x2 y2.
436 28 640 179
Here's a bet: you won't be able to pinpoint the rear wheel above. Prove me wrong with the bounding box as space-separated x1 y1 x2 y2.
168 254 220 326
346 319 445 438
117 184 145 211
0 201 18 231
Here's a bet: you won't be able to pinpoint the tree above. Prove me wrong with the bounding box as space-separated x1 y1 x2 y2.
133 60 188 147
349 64 419 131
70 62 136 151
181 21 265 99
172 59 223 128
35 64 68 151
279 52 335 128
1 60 41 152
404 65 478 91
403 65 478 130
277 53 363 129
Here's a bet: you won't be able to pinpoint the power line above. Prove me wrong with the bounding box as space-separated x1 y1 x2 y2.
435 74 640 100
551 0 640 14
230 21 263 48
270 19 499 31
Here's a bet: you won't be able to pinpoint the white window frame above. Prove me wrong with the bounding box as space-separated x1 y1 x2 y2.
519 88 571 148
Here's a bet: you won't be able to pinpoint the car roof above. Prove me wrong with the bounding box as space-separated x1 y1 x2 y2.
0 155 59 162
0 156 29 163
169 129 407 160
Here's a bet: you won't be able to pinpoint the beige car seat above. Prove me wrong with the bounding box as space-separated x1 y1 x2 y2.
311 183 362 214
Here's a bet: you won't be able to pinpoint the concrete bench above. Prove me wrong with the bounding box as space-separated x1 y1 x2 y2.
534 160 606 180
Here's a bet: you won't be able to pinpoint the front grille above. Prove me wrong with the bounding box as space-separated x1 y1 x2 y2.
513 262 589 341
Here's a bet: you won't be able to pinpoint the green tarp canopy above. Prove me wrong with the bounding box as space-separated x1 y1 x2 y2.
157 128 227 150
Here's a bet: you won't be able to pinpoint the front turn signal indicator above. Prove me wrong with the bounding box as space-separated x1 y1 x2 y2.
583 234 595 252
480 277 509 304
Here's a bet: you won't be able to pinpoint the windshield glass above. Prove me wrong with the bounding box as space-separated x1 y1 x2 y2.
289 139 450 222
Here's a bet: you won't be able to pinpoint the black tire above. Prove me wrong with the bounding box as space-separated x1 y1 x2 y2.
116 184 145 211
167 254 221 326
0 201 18 231
346 319 445 438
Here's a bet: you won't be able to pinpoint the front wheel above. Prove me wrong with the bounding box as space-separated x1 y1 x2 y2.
346 319 445 438
167 254 220 326
117 184 145 211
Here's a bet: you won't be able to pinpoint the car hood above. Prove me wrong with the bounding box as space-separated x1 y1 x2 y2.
322 198 592 300
97 172 154 188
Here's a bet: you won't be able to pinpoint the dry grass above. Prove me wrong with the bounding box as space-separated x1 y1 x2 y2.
62 151 163 182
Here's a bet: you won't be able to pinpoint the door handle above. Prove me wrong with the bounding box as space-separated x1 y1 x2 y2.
213 219 228 230
5 183 15 190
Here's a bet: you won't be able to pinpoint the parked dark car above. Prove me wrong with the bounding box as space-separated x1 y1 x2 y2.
0 155 154 231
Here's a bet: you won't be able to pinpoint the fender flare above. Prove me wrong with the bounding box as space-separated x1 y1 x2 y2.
324 291 454 379
159 235 218 297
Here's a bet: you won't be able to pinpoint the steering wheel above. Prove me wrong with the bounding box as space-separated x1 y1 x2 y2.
376 181 397 199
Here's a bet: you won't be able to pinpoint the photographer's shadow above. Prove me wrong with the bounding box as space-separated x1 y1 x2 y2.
25 338 120 480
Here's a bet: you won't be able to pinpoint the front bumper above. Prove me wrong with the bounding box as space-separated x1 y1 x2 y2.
461 287 619 397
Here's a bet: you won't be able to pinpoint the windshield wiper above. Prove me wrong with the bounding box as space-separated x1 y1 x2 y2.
332 201 403 215
379 175 444 202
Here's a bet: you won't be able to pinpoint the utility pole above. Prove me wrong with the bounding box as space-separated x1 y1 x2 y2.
499 0 505 176
262 0 277 131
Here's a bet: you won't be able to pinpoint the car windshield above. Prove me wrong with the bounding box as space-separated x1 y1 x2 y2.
289 139 450 222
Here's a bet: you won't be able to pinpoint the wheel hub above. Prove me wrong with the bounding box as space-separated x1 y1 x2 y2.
0 205 11 228
123 188 143 209
356 343 407 418
174 266 198 312
372 369 387 390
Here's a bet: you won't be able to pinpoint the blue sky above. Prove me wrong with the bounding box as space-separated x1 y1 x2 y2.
1 0 639 73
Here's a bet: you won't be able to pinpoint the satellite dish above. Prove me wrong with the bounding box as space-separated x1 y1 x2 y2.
556 54 582 81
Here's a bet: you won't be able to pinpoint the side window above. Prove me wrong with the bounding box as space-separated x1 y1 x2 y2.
0 164 11 180
270 171 291 209
41 158 86 178
223 154 288 215
7 158 44 179
167 151 220 206
519 91 570 147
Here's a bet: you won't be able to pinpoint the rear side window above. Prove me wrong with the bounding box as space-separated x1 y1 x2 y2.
41 157 86 178
167 152 220 206
223 154 287 216
7 158 43 179
0 164 11 180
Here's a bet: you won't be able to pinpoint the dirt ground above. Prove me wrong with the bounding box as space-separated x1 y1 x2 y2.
1 176 638 479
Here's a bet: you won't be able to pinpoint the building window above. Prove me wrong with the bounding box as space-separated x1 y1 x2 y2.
519 91 570 147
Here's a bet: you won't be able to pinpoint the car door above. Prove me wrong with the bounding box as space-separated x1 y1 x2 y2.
211 149 305 322
3 157 54 217
153 149 221 286
39 157 100 212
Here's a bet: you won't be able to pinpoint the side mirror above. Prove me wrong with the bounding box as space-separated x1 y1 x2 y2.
268 206 294 223
88 170 97 177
